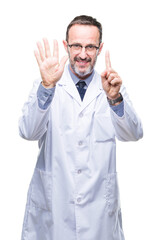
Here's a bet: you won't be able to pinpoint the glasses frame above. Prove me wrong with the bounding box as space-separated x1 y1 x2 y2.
68 43 100 53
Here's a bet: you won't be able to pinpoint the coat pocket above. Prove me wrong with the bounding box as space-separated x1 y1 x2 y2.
93 114 115 142
21 168 53 240
105 173 120 215
30 168 52 211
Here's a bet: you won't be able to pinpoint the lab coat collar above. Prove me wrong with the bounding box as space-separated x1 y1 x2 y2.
58 65 103 109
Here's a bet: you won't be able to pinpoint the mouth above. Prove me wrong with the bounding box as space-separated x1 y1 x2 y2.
77 61 89 67
74 57 91 67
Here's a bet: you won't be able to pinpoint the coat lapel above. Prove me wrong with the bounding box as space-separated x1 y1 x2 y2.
81 72 103 110
58 66 81 104
58 66 103 108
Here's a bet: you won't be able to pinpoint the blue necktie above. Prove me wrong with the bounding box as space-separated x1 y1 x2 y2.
76 81 87 101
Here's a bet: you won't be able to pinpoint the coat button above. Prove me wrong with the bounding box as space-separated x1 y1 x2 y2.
79 113 83 118
78 141 83 146
77 197 82 203
77 169 82 174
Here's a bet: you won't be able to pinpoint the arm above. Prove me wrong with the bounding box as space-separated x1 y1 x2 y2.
19 39 68 140
101 51 143 141
37 83 55 110
110 85 143 141
19 79 52 140
109 101 124 117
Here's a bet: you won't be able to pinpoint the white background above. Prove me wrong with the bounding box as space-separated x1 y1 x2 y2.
0 0 162 239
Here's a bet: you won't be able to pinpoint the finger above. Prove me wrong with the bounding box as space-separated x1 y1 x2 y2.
43 38 51 58
34 50 42 66
101 69 108 79
60 55 68 66
36 41 45 61
53 39 59 61
105 50 111 71
109 77 122 86
57 55 68 72
107 73 118 82
106 68 117 80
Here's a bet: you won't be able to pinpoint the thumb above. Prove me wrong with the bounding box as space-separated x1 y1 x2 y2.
60 55 68 69
101 69 108 79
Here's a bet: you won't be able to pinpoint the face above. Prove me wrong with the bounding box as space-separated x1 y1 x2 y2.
63 24 103 79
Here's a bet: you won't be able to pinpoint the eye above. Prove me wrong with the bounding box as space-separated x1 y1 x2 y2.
73 44 82 50
86 45 95 51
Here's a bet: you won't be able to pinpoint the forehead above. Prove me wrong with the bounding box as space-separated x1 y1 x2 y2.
68 24 100 44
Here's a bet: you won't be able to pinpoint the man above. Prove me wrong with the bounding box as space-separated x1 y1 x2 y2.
19 15 143 240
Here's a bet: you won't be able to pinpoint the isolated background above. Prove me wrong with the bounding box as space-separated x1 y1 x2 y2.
0 0 161 239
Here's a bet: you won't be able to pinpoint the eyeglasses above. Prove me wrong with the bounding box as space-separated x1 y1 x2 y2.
68 43 100 54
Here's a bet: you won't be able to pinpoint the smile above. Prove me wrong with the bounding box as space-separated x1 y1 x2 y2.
75 58 91 67
77 61 89 66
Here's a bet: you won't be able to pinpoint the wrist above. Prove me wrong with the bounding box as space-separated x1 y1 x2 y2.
107 93 123 106
41 81 56 89
106 93 120 100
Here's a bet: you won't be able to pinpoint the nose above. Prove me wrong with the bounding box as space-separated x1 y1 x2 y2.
79 47 87 58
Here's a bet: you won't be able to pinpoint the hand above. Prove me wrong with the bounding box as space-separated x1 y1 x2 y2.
101 51 122 100
34 38 68 88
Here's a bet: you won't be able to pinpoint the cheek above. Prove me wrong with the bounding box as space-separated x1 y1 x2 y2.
67 50 73 60
90 55 97 64
69 53 77 63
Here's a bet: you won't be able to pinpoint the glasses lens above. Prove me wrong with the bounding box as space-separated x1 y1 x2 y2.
69 44 99 54
72 44 82 51
86 45 96 52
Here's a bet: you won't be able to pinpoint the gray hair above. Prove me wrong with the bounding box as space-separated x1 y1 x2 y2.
66 15 102 44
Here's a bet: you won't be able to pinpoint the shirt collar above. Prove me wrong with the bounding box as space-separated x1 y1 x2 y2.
68 64 95 87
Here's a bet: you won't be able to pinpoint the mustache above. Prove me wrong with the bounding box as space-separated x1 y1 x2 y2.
74 56 91 62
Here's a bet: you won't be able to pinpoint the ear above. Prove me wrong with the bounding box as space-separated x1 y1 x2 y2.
97 42 104 56
63 40 68 53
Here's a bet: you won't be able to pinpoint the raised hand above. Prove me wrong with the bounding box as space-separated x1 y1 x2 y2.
34 38 68 88
101 51 122 100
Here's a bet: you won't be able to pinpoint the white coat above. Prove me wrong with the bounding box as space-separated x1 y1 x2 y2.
19 66 143 240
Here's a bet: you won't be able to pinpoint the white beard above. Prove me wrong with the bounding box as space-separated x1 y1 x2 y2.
71 64 93 77
68 50 98 78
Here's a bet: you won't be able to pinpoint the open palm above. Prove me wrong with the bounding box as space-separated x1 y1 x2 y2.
34 38 68 88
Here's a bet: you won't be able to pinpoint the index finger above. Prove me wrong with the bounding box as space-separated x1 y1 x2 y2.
43 38 51 58
53 39 59 61
105 50 111 70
